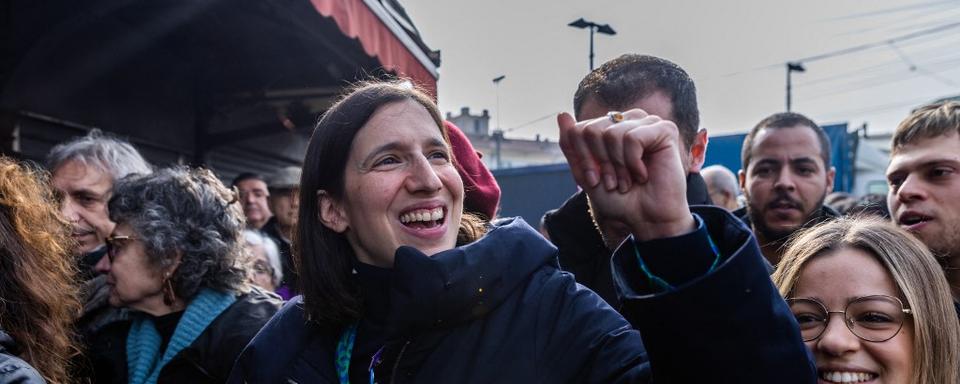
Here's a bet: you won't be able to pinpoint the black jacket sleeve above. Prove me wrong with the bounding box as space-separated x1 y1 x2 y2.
611 206 817 383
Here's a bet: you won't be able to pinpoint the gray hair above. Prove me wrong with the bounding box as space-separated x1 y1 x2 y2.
702 165 740 196
242 229 284 285
46 129 152 180
108 166 247 299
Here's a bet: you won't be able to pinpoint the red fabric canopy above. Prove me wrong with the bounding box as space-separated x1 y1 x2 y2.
311 0 438 97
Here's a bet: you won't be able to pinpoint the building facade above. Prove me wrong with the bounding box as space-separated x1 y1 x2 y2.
445 107 565 170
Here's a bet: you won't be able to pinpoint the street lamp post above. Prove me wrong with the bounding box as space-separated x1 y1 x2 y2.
786 62 805 112
492 75 506 169
568 18 616 71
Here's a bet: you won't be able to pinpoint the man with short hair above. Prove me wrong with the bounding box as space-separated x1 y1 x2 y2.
233 173 273 230
702 165 741 211
262 166 300 297
46 129 151 382
47 129 153 275
735 112 838 265
886 101 960 298
542 54 710 306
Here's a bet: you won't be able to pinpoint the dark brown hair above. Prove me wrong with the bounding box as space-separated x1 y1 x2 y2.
741 112 831 170
573 54 699 148
295 80 485 327
0 157 80 383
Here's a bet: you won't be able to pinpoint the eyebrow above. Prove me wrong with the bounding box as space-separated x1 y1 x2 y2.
72 188 107 199
887 158 960 176
754 157 820 167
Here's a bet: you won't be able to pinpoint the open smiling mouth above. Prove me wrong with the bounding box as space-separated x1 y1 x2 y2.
399 207 445 229
820 371 877 383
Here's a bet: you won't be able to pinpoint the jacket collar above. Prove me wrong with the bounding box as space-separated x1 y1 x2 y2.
385 217 556 338
686 172 712 206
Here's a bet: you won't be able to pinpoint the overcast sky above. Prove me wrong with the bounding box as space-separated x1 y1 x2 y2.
402 0 960 141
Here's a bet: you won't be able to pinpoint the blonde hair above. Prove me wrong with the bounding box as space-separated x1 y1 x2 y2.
772 216 960 384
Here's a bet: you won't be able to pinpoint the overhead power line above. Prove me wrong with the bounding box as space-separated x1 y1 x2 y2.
795 21 960 63
504 111 559 133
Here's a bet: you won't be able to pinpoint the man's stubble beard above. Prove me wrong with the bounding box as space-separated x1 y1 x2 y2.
747 194 828 245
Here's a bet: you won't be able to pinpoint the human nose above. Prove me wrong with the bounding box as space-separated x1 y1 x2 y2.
815 313 860 357
894 174 926 204
61 198 80 222
94 252 111 274
774 167 797 191
405 156 443 193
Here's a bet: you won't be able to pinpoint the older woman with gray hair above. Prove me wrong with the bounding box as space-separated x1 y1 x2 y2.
93 167 281 384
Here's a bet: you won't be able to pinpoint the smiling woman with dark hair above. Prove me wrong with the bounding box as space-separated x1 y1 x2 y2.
229 80 816 383
92 167 281 383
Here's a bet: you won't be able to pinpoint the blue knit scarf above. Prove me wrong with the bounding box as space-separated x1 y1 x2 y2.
126 288 236 384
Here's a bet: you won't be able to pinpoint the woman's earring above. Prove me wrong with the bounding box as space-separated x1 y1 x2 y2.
162 273 176 306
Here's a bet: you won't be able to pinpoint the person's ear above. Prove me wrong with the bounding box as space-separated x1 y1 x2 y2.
164 251 183 277
825 166 836 194
738 169 747 196
317 190 349 233
688 129 708 173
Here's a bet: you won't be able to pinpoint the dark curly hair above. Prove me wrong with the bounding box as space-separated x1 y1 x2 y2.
108 167 248 300
0 157 81 384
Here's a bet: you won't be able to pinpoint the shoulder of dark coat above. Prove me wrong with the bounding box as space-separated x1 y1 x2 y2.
229 295 338 382
0 331 46 384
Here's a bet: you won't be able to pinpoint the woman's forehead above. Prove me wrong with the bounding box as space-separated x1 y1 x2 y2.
355 101 446 147
794 247 900 304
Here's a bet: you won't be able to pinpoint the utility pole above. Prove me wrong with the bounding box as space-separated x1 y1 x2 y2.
786 62 805 112
492 75 506 169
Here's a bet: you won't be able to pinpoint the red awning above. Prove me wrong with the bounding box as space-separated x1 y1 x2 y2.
311 0 439 96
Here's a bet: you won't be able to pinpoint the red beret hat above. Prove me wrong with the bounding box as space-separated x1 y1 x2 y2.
445 121 501 220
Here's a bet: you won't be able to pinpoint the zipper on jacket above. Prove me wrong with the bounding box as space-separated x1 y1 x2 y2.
389 340 412 384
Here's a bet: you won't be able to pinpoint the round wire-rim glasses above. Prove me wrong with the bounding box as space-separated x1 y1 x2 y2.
786 295 913 343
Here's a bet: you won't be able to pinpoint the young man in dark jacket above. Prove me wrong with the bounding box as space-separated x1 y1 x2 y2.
734 112 839 266
542 54 711 307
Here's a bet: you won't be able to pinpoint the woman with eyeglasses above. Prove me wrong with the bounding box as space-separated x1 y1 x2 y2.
773 215 960 384
93 167 282 383
242 229 284 293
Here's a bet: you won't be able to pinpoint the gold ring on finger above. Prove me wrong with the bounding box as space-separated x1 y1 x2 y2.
607 111 624 124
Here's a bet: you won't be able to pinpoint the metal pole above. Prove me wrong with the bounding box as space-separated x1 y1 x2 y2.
589 26 595 71
496 82 501 132
494 130 502 169
786 64 792 112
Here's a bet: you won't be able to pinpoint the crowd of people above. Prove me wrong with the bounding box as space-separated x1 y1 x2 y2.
0 53 959 383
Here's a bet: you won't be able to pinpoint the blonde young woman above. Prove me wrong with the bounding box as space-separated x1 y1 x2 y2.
773 215 960 384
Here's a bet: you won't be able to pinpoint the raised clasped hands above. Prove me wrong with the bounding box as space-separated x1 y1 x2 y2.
558 109 695 243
